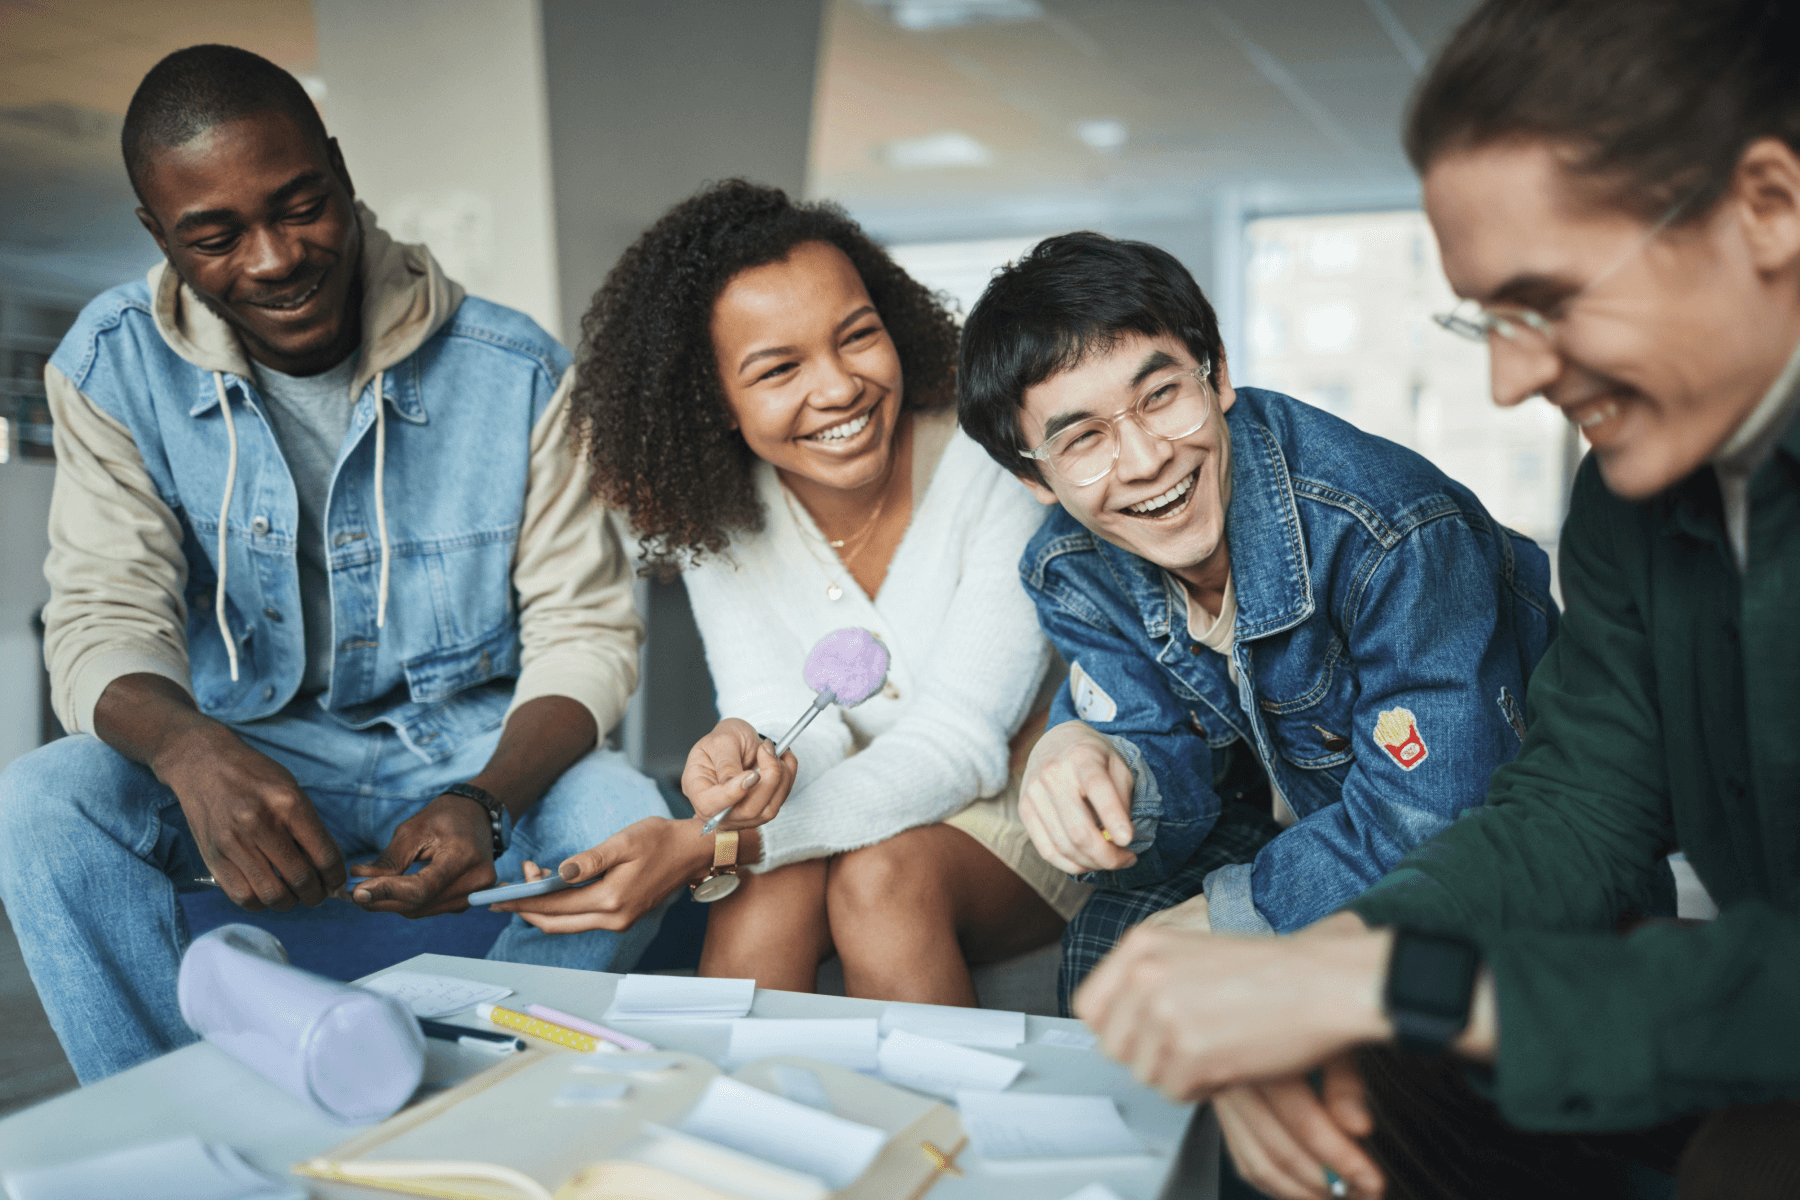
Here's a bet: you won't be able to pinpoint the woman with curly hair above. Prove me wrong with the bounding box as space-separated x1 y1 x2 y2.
493 180 1087 1002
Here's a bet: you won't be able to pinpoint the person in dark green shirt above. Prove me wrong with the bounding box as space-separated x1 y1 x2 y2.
1070 2 1800 1198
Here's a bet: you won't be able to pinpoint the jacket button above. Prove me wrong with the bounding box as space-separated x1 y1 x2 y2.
262 686 276 701
251 516 270 535
1189 642 1203 654
262 607 282 622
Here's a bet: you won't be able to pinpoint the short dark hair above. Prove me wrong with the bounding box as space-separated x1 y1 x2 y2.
1406 0 1800 222
958 232 1222 483
123 44 328 203
571 179 960 578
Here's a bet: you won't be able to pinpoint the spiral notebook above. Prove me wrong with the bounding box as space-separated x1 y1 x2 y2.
293 1049 967 1200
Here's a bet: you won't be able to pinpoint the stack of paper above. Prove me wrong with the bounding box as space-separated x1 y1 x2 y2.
360 971 512 1018
604 974 755 1022
875 1029 1024 1099
677 1077 889 1190
878 1001 1025 1048
2 1136 304 1200
955 1090 1151 1170
725 1018 879 1070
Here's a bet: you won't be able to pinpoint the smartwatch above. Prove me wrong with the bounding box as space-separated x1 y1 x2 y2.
1383 926 1481 1056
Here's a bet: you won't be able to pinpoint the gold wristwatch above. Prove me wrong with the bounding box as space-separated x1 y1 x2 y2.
691 829 740 903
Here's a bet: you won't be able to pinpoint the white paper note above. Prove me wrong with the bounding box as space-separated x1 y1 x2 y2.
1061 1186 1126 1200
605 973 755 1021
955 1090 1150 1163
359 970 512 1019
573 1053 686 1075
553 1082 630 1106
2 1136 304 1200
678 1076 888 1190
1035 1027 1098 1050
878 1001 1025 1048
726 1018 879 1070
876 1029 1024 1098
769 1064 834 1111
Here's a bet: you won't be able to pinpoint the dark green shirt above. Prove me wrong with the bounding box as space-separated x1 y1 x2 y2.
1353 419 1800 1133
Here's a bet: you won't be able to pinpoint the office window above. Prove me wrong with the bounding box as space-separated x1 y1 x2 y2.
1241 210 1574 555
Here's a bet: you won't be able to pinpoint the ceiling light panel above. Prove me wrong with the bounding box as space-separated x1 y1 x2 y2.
858 0 1044 33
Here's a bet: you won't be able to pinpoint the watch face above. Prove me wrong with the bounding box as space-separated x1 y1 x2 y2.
692 873 740 904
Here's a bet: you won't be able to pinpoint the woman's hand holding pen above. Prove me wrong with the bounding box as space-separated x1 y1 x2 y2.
491 817 763 933
682 717 797 832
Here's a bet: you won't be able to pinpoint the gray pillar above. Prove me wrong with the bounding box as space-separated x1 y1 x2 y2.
539 0 823 342
317 1 825 780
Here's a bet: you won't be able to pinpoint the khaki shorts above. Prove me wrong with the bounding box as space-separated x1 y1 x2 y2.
944 776 1094 921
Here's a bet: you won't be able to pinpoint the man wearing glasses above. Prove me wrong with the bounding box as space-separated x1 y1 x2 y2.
958 231 1560 1016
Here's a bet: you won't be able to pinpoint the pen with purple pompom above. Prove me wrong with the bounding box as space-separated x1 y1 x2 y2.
700 627 891 834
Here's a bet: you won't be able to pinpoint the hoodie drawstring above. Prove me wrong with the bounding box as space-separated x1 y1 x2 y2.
211 368 392 688
373 369 390 628
213 372 241 682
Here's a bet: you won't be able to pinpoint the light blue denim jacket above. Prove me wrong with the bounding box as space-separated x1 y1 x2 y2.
1023 388 1558 932
45 222 577 762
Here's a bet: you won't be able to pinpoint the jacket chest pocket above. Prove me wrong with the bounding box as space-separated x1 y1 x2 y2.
1255 636 1359 772
403 623 518 703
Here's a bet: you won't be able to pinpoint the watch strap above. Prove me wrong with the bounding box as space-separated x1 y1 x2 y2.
1383 926 1481 1057
443 783 508 857
711 829 740 871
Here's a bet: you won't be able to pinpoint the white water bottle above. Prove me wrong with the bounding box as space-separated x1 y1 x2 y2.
177 924 424 1125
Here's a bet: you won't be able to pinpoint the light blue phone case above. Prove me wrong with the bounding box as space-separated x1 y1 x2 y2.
468 875 575 905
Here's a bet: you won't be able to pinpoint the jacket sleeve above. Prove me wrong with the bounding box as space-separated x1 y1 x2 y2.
1206 512 1551 934
746 475 1053 871
42 363 193 733
505 367 643 736
1028 570 1222 888
1350 463 1800 1131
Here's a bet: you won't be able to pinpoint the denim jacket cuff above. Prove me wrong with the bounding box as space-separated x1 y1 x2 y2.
1203 863 1275 935
1078 734 1167 889
1100 733 1160 854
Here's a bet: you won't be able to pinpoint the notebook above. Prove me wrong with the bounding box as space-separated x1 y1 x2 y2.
294 1050 966 1200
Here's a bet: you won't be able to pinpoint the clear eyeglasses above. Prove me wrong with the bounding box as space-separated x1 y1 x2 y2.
1431 197 1690 355
1025 362 1216 487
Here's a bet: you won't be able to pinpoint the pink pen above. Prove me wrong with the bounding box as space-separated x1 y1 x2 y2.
524 1004 653 1051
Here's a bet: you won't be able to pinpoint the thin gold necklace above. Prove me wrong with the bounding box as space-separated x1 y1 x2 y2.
782 479 892 602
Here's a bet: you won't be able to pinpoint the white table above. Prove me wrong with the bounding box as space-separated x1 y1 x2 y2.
0 954 1216 1200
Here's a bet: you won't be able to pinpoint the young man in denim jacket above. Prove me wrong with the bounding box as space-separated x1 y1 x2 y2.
959 232 1558 1012
0 47 668 1083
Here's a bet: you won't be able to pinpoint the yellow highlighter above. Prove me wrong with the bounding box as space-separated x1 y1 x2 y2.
477 1002 600 1053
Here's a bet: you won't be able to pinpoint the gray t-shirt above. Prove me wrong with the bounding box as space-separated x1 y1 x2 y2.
251 351 360 695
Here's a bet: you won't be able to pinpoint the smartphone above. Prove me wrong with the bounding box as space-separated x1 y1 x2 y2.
468 875 584 906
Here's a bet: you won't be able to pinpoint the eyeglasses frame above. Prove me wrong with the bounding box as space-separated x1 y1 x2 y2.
1023 360 1217 488
1432 197 1693 350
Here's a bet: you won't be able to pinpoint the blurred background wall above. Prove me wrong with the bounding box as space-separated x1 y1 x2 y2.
0 0 1577 788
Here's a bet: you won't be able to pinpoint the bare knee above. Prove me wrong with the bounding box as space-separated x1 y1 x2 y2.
827 829 948 920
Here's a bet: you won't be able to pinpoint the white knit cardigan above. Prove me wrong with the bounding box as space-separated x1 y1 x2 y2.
682 428 1052 871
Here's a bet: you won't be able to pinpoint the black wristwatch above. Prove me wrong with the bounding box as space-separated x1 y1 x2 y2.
1383 926 1482 1056
443 782 509 857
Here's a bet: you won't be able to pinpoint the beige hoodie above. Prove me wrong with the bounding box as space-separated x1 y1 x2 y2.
42 206 642 738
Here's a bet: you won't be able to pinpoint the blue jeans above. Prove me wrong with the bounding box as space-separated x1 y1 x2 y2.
0 701 669 1083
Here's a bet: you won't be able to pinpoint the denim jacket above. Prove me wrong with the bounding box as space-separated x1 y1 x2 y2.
42 214 604 761
1023 387 1558 933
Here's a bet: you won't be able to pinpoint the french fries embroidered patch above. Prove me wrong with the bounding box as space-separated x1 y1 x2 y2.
1374 706 1429 770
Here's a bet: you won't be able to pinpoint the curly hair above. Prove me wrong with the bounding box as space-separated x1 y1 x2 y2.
570 179 961 578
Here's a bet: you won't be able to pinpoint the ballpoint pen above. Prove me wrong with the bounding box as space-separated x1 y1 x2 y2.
418 1018 524 1052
